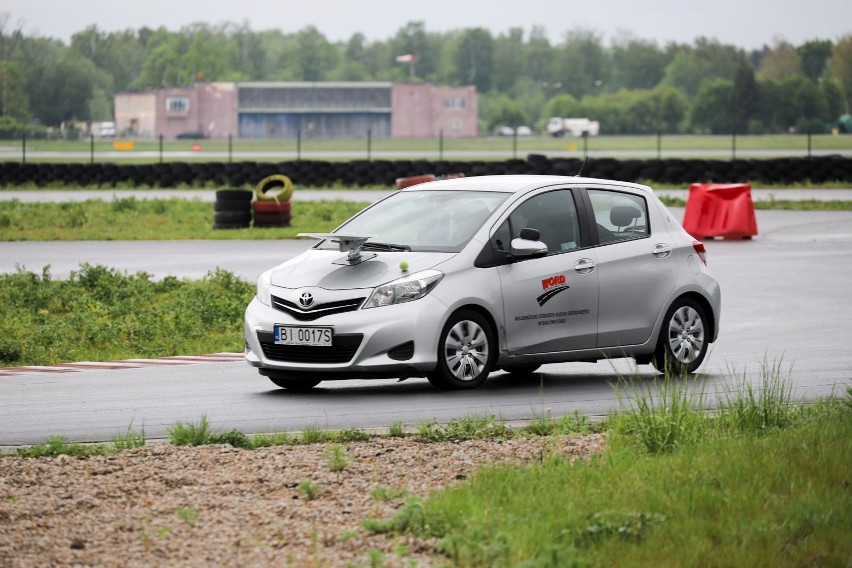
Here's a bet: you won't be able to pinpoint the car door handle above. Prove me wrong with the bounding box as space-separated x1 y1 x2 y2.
573 258 596 274
652 243 672 258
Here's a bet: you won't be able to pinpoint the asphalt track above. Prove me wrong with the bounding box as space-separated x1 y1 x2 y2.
2 206 851 446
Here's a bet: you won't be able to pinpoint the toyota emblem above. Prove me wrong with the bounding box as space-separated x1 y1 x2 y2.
298 292 314 308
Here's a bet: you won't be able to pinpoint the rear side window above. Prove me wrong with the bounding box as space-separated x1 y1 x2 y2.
588 190 649 244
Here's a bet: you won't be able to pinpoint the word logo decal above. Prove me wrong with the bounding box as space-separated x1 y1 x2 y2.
537 274 569 306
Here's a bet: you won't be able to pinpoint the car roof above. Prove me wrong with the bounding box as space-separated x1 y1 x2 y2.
401 174 652 195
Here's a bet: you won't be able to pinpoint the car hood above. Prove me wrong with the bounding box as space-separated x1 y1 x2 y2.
269 249 456 290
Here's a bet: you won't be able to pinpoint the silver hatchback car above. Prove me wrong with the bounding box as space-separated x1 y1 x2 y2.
244 175 720 390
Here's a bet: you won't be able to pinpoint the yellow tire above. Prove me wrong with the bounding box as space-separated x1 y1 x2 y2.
255 174 294 202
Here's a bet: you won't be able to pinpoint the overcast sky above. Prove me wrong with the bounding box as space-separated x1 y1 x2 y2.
1 0 849 50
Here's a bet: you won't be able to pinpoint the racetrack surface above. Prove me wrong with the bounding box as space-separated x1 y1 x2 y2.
1 208 850 446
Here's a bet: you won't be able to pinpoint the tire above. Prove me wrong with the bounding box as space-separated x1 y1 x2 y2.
267 376 322 391
214 211 251 225
253 200 292 214
215 200 253 212
652 298 709 376
427 309 496 390
255 174 294 202
215 189 253 204
501 364 541 376
253 211 291 225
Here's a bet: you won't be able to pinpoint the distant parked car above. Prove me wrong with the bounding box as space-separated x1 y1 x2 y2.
98 122 116 138
176 130 206 140
497 126 515 137
515 125 533 136
245 175 721 391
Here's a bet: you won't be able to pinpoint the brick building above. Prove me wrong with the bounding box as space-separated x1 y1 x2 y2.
114 82 477 140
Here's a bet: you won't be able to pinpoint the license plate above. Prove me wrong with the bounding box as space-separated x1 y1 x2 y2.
274 325 333 347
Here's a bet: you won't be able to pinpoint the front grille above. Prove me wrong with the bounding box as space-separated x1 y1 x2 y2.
257 331 363 364
272 296 365 321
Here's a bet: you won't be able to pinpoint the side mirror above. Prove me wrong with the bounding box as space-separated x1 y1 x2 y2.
510 237 548 257
519 227 540 241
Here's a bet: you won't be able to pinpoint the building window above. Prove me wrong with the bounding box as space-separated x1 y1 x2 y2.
444 97 465 110
166 96 190 114
451 119 462 131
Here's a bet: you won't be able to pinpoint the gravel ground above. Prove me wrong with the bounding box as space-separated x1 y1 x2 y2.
0 435 603 567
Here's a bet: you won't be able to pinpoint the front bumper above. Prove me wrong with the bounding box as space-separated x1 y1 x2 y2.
244 294 448 379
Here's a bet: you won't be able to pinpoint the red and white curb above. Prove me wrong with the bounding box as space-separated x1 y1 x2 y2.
0 352 244 377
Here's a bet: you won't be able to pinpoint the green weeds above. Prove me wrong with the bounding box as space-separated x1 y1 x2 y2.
323 444 350 473
0 264 253 367
167 415 213 446
362 372 850 567
298 480 319 501
15 422 146 458
416 415 511 442
0 198 368 241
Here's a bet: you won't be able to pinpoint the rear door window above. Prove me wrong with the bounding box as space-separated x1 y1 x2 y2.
587 190 649 244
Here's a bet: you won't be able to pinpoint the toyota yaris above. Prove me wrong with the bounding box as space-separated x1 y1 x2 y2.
245 175 720 390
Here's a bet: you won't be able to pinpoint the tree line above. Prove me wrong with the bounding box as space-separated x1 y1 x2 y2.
0 13 850 137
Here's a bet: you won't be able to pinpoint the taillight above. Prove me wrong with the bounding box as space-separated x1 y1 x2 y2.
692 241 707 265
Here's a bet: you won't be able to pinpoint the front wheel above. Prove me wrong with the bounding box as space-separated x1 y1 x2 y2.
427 310 496 390
652 298 709 375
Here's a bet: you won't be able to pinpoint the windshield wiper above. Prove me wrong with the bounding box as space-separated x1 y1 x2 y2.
360 241 411 252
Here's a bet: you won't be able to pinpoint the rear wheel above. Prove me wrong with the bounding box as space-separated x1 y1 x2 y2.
267 376 322 391
427 310 495 390
652 298 709 375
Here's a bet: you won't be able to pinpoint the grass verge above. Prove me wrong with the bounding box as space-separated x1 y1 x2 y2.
0 264 253 367
0 198 369 241
363 382 851 567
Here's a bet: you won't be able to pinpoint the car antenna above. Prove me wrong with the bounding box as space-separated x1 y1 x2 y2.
575 156 589 177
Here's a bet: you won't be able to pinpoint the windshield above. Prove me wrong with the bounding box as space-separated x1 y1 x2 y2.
321 190 509 253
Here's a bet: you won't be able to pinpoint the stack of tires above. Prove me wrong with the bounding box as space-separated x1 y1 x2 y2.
253 174 294 228
213 189 253 229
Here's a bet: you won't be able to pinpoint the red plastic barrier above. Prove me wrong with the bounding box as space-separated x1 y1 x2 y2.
395 174 436 189
395 172 465 189
682 183 758 240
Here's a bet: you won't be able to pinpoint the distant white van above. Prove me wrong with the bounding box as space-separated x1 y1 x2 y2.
98 121 116 137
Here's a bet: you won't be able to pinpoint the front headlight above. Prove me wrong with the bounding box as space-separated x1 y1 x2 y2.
256 269 273 306
364 269 443 309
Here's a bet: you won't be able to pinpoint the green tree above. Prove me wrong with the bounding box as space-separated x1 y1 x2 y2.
778 76 829 132
733 65 759 133
506 76 547 129
131 28 186 87
827 35 852 113
0 61 28 120
453 28 494 92
662 38 746 97
0 12 27 121
758 39 803 81
690 79 735 133
480 93 527 131
26 48 102 125
654 86 689 133
798 39 833 83
524 26 553 85
290 26 338 82
492 27 526 92
610 34 669 90
544 93 581 119
330 32 370 80
552 28 606 99
389 21 439 82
